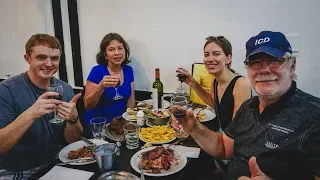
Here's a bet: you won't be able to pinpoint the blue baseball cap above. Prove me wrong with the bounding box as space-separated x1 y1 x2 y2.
244 31 292 63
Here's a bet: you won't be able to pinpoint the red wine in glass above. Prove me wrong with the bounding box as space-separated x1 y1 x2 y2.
173 109 186 120
177 74 187 82
46 84 64 124
47 94 63 100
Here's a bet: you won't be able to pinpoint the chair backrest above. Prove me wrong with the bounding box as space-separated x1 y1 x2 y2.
190 63 213 105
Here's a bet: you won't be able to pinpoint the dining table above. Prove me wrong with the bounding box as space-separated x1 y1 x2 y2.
29 117 221 180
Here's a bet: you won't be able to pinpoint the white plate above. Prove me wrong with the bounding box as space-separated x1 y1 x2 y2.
139 133 176 145
145 119 170 127
122 112 137 122
130 146 187 177
58 139 108 165
194 108 216 122
137 99 170 109
102 123 124 141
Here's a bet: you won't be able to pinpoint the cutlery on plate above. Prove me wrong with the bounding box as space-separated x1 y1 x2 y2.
167 139 184 149
56 157 94 165
81 137 96 147
138 163 145 180
196 106 206 116
191 103 199 110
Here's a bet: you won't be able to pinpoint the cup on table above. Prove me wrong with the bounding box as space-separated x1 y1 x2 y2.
90 117 107 139
123 123 139 149
94 143 119 172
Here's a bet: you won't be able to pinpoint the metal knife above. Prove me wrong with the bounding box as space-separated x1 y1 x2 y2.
81 137 95 146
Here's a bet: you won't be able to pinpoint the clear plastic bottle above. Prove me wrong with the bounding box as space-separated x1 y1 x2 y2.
136 110 145 126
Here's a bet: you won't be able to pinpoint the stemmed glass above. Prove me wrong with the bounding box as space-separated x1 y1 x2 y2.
113 74 123 100
46 84 64 124
176 67 189 99
171 95 189 138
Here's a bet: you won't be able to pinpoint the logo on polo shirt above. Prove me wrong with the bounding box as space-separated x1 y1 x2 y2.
255 37 270 45
268 123 294 134
265 141 278 149
264 124 294 149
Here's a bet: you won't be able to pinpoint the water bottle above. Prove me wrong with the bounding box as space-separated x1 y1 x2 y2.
136 110 145 126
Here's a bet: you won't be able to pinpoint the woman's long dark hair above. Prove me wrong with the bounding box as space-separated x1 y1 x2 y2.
204 36 235 73
96 33 131 66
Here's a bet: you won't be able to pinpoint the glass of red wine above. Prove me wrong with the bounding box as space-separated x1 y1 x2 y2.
113 74 123 100
171 95 189 138
46 84 64 124
176 67 189 99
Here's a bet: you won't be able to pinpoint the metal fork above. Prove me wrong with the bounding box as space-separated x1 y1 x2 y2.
196 105 206 116
167 138 184 149
138 163 145 180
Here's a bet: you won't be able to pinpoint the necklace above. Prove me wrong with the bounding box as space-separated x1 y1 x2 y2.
107 66 122 75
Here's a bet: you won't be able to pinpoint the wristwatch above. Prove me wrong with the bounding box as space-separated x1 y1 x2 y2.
67 116 79 124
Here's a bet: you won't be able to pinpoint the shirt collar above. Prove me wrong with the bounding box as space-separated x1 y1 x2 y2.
249 81 297 119
24 72 55 93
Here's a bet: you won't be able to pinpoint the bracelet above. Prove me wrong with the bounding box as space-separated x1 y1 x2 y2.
67 116 79 124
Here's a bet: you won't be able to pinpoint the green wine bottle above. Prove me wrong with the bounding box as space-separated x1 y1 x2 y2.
152 68 163 109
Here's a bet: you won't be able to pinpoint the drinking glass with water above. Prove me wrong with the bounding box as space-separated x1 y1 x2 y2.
123 123 139 149
90 117 107 139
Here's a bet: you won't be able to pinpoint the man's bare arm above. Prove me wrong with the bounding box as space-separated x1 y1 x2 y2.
0 92 61 155
190 121 234 159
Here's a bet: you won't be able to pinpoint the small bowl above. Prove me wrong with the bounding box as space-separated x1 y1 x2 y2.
145 109 171 125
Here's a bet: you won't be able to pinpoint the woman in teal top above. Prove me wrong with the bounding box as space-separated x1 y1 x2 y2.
84 33 135 123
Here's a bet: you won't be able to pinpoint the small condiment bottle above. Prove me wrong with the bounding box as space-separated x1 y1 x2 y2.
136 110 145 126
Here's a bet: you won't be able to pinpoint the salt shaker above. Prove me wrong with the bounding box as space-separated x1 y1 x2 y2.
136 110 145 126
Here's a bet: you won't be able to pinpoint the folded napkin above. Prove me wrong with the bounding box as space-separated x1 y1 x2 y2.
39 166 94 180
163 145 200 158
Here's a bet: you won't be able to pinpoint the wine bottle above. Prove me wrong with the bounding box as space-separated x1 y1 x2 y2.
152 68 163 109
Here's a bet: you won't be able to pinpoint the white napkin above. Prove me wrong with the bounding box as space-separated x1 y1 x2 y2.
163 145 200 158
39 166 94 180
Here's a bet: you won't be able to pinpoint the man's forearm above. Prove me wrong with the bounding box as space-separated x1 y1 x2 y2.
0 110 35 155
64 120 83 143
190 122 226 159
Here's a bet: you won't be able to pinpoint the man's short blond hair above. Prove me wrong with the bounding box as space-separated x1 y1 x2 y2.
25 34 62 55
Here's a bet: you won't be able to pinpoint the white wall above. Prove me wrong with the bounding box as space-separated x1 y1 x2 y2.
0 0 55 78
77 0 320 96
1 0 320 97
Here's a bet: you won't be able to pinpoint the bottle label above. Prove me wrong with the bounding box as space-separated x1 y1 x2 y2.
152 88 158 109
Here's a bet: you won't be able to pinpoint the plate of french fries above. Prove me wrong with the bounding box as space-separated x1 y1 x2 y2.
139 125 176 144
193 108 216 122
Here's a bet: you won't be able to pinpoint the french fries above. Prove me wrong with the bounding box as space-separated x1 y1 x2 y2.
139 125 175 143
196 111 205 121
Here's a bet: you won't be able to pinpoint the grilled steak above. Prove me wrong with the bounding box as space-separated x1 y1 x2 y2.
140 147 175 172
110 117 127 135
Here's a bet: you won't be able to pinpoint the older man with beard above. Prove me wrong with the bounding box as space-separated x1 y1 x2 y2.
172 31 320 180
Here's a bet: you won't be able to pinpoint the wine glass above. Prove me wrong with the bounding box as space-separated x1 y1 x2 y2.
176 67 189 100
171 95 189 138
113 74 123 100
46 84 64 124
